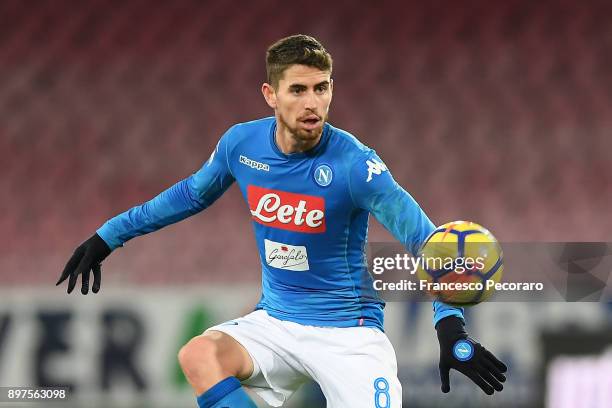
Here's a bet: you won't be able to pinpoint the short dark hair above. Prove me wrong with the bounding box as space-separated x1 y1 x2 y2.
266 34 333 88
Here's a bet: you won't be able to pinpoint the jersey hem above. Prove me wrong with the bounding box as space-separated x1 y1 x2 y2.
257 306 384 332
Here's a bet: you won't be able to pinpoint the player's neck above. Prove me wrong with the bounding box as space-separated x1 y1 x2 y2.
274 126 322 154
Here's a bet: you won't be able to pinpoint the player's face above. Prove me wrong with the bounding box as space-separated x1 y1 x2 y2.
263 64 333 144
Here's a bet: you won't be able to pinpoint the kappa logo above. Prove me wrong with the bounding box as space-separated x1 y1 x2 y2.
366 158 388 182
240 155 270 172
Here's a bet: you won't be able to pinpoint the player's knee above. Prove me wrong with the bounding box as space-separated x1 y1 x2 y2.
178 335 222 379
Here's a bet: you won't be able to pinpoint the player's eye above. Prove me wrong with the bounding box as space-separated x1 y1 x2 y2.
315 85 328 93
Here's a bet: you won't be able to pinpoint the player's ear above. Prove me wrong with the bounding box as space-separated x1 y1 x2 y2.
261 83 277 109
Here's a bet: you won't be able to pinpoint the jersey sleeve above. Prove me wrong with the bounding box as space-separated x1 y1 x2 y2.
96 128 236 250
432 300 464 326
348 150 434 255
348 150 464 325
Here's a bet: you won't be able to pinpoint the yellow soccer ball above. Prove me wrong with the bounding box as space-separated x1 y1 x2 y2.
416 221 503 306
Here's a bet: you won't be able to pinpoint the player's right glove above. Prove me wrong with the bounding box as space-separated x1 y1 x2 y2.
436 315 507 395
56 233 112 295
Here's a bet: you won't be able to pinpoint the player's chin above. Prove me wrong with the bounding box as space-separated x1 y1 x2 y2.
297 124 324 140
296 130 322 142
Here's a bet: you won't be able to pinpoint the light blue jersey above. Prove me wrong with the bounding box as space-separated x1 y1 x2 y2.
97 117 463 330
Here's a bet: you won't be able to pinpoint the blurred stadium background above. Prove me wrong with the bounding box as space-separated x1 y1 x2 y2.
1 0 611 407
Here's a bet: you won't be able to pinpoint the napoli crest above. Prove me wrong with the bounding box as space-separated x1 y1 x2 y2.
314 164 333 187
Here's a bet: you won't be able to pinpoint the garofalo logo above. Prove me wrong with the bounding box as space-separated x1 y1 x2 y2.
264 239 310 271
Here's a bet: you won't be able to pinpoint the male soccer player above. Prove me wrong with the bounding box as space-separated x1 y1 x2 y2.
57 35 507 407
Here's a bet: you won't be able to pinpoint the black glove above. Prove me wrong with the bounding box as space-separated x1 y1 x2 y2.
436 316 507 395
56 233 112 294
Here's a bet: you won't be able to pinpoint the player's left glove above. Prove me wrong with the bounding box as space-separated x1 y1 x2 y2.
436 316 507 395
56 233 112 294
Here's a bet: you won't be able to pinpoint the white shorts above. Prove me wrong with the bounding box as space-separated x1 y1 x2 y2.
205 310 401 407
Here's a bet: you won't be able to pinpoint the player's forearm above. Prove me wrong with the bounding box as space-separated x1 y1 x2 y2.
368 186 465 324
369 182 435 255
97 177 205 249
96 132 235 250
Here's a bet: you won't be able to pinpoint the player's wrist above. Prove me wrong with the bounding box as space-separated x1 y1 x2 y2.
435 316 467 346
85 233 112 261
435 315 465 333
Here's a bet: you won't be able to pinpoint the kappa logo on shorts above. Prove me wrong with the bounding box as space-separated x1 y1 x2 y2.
247 185 326 233
264 239 310 271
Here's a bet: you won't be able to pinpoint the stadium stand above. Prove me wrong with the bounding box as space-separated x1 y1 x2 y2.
1 0 610 283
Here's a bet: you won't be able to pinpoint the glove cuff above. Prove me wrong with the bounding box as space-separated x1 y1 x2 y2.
88 233 112 261
435 316 467 340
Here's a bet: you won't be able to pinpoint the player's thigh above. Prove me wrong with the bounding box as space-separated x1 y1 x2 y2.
318 358 400 408
200 330 254 380
206 311 310 406
309 329 401 408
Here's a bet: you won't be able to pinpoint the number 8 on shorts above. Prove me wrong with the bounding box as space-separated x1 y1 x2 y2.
374 377 390 408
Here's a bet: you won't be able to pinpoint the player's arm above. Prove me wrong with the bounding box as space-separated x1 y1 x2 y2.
56 128 236 294
347 150 464 323
348 151 507 394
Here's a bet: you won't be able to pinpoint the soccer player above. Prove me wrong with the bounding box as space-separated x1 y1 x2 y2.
57 35 507 407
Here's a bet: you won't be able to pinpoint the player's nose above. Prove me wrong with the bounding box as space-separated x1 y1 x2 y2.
304 90 317 110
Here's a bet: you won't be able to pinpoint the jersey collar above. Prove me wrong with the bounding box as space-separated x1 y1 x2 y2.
269 121 331 160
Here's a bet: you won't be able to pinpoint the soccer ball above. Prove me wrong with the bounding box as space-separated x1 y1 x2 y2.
416 221 503 306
